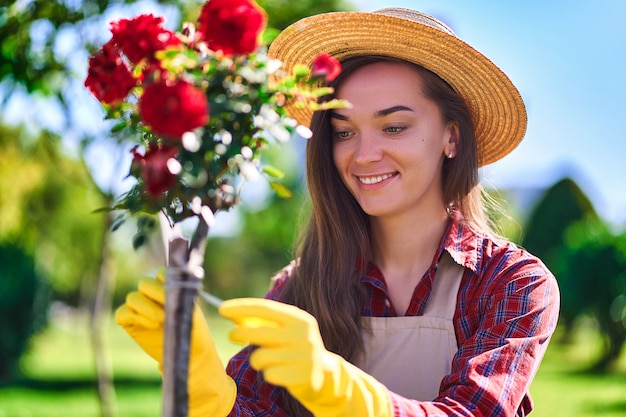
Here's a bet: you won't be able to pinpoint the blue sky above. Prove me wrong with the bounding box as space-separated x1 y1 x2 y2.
356 0 626 228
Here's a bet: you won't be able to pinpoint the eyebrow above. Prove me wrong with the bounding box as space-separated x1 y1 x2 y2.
330 112 348 121
375 105 413 117
330 105 414 121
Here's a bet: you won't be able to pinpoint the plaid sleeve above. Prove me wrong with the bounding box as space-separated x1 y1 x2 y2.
388 245 560 417
224 265 292 416
226 345 290 416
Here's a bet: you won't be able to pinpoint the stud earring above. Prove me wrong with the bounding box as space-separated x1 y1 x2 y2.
448 151 454 159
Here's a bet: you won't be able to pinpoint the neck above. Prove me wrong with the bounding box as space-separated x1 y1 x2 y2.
370 206 448 277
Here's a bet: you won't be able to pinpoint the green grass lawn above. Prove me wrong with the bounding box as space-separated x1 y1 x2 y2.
527 322 626 416
1 310 624 417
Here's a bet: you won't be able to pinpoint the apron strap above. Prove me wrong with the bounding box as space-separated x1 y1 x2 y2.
423 251 465 320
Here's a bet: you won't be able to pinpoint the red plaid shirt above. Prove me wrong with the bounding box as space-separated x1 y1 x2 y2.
225 219 560 416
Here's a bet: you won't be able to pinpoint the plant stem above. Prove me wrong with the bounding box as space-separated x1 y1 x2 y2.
162 217 209 417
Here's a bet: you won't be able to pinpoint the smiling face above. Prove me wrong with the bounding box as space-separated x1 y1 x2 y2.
331 61 458 221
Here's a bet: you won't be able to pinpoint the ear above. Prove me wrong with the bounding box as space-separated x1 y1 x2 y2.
444 121 460 159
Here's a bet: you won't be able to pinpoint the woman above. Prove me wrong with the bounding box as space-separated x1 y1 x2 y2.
116 8 560 417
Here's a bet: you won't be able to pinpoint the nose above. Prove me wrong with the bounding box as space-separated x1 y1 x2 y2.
354 131 383 164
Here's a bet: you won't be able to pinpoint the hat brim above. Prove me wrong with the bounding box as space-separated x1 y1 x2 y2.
268 10 527 166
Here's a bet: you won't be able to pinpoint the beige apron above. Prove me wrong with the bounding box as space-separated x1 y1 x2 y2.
359 252 465 401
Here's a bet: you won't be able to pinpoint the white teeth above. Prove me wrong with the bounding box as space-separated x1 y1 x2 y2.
358 174 393 185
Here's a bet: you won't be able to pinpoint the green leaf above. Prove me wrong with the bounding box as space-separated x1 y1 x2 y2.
111 215 127 232
132 233 146 250
262 165 285 179
293 64 309 79
321 98 352 109
92 206 114 213
312 87 334 97
269 181 292 199
111 121 128 133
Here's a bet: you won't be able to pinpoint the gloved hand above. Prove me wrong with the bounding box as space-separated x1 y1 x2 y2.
219 298 391 417
115 272 236 417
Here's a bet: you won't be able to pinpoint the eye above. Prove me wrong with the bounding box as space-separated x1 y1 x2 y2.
384 126 405 134
333 129 354 141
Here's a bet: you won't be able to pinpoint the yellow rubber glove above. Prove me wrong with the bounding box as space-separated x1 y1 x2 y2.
219 298 392 417
115 273 236 417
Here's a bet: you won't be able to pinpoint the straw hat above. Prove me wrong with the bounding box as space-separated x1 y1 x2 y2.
268 8 527 166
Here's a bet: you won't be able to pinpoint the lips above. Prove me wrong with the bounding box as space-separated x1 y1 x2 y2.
357 173 396 185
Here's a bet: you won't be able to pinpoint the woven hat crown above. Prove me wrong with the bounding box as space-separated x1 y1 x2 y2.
269 8 527 166
374 8 456 36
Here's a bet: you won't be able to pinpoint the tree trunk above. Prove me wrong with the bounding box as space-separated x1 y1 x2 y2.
90 210 118 417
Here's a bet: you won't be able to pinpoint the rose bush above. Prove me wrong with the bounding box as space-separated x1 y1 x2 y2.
85 0 347 246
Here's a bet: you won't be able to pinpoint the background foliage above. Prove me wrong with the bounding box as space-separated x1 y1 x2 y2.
0 0 624 415
0 0 355 388
0 241 47 381
522 178 626 370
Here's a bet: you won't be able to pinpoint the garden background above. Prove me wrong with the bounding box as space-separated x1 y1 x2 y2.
1 0 625 416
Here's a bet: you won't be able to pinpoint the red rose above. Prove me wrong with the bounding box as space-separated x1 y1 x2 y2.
197 0 266 55
131 144 179 197
110 14 181 64
139 80 209 139
311 52 342 82
84 41 137 104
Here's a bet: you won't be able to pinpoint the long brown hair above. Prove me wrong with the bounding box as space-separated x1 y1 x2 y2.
278 55 490 416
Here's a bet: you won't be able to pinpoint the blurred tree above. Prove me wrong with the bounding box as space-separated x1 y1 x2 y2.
0 123 106 304
552 218 626 370
259 0 355 35
521 177 597 335
0 121 163 414
521 177 599 268
0 0 181 110
0 241 48 383
0 122 105 384
3 3 185 415
522 177 626 370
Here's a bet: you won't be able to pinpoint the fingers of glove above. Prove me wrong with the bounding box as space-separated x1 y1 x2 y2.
249 345 311 372
261 362 324 391
115 304 160 329
249 347 326 390
138 278 166 306
141 274 208 335
220 298 315 328
228 323 299 346
122 291 165 327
